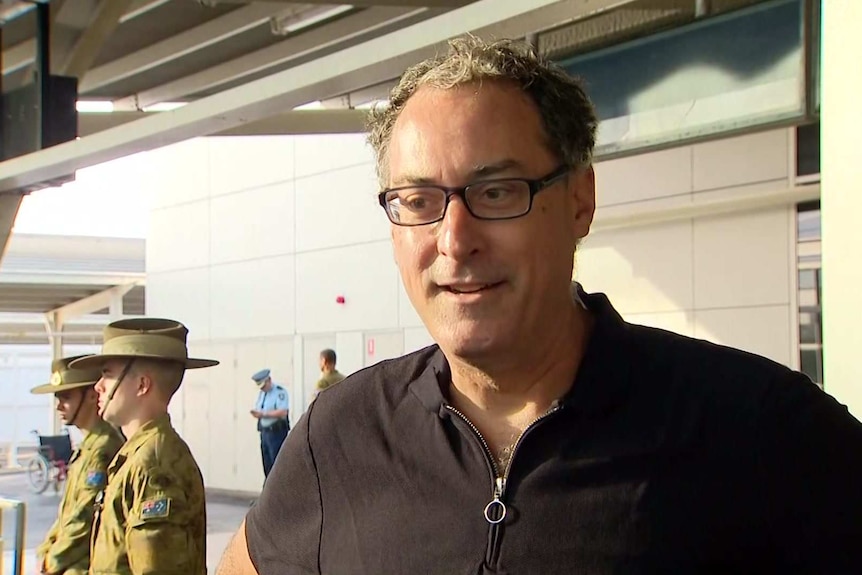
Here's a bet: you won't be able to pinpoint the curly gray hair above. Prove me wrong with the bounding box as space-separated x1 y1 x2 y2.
366 35 598 188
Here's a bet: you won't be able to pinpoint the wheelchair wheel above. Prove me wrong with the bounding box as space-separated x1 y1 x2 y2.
27 456 50 494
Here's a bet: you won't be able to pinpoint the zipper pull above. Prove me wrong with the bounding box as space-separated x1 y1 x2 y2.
483 477 507 525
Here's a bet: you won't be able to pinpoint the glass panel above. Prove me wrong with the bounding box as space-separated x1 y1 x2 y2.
796 122 820 177
796 203 823 386
800 348 822 386
561 0 805 156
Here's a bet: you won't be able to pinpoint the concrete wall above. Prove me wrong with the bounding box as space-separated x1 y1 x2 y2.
145 128 802 493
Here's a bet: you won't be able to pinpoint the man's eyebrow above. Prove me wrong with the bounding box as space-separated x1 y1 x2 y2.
389 159 526 188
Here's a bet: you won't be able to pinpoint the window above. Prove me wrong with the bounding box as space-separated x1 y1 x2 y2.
796 202 822 387
560 0 807 157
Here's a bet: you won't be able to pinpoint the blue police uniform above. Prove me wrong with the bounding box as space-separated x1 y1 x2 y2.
252 369 290 478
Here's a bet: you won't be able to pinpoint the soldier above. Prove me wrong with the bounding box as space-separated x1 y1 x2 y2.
30 356 124 575
314 349 345 393
69 318 218 575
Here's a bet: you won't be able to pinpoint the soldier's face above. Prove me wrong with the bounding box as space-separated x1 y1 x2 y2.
95 359 137 425
54 388 94 424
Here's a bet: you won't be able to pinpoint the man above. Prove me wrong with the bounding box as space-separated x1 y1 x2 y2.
30 356 124 575
249 369 290 478
218 37 862 575
314 349 345 394
69 318 218 574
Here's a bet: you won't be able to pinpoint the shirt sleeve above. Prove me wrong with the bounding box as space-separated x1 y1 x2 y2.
755 370 862 571
275 388 289 412
125 463 205 575
42 449 112 574
246 401 321 574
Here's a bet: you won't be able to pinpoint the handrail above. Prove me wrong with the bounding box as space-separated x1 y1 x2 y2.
0 497 26 575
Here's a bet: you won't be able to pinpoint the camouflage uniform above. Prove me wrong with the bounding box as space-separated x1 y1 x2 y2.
36 419 123 575
89 414 206 575
315 370 345 392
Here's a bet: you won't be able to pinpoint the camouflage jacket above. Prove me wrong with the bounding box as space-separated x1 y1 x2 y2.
89 414 207 575
36 419 123 575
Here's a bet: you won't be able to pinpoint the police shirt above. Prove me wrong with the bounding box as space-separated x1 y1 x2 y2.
256 385 289 429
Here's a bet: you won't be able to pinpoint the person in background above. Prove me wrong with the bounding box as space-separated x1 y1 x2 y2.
314 349 345 394
31 356 124 575
250 369 289 478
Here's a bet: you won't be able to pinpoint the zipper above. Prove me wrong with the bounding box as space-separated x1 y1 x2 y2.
444 401 563 568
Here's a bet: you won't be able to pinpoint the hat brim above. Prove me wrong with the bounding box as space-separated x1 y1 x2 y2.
68 353 219 371
30 380 97 395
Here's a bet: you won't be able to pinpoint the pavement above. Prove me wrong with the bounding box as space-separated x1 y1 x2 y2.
0 471 251 575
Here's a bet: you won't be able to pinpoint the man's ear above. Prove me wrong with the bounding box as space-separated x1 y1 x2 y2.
137 372 155 397
570 165 596 240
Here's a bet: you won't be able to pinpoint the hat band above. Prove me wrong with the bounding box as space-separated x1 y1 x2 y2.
101 333 190 361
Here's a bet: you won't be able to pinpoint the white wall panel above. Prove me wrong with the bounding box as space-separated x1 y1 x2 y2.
294 164 386 252
208 136 294 197
210 181 295 264
693 129 789 191
693 207 791 309
146 268 212 341
209 256 296 339
576 220 694 314
294 133 374 179
594 146 692 207
694 305 791 366
145 139 210 210
335 331 364 379
147 200 210 273
295 242 399 333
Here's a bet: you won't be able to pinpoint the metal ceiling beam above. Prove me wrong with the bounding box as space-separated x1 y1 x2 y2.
0 193 25 267
80 3 290 94
0 0 636 194
202 0 470 5
61 0 137 79
0 272 146 285
111 6 428 110
2 0 143 76
78 109 368 136
48 281 140 325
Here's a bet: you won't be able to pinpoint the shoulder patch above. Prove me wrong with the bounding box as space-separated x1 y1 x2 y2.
85 470 107 488
278 392 285 401
140 497 171 520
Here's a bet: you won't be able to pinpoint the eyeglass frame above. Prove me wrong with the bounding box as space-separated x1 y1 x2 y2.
377 164 572 227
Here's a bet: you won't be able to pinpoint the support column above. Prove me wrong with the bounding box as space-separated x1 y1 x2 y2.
821 0 862 418
45 312 64 434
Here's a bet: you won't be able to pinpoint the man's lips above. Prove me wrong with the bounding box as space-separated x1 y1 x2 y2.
437 282 503 294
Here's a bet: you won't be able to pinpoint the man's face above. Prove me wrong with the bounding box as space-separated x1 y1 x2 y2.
260 377 272 392
387 81 595 362
95 359 138 426
54 387 95 425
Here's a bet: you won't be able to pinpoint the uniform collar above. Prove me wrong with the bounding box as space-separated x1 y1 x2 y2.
410 285 633 417
118 414 171 457
79 418 118 451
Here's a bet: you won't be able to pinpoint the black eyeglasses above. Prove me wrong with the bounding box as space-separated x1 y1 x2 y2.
378 165 571 226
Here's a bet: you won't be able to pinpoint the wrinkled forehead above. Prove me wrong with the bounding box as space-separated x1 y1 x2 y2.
388 83 552 185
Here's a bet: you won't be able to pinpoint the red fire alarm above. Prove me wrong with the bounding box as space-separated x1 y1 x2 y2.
336 295 346 304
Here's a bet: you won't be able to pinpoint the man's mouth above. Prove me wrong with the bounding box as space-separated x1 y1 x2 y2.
441 282 501 294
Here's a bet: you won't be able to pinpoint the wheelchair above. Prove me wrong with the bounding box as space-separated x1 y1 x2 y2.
27 430 73 494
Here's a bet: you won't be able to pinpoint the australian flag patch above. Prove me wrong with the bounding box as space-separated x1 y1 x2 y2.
141 498 170 520
85 471 106 488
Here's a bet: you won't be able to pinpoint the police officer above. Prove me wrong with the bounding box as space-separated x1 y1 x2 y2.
249 369 289 478
68 318 218 575
31 356 124 575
